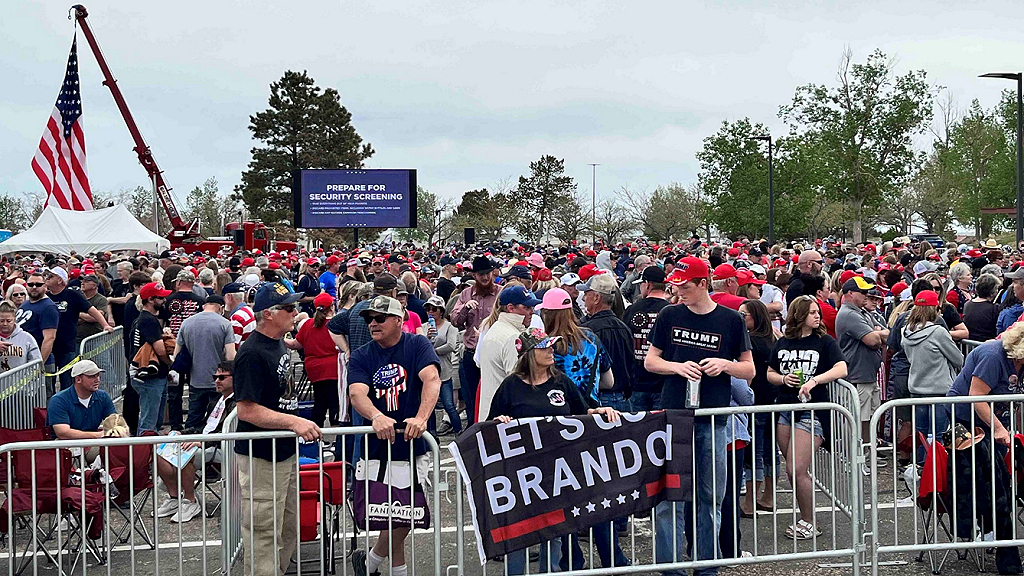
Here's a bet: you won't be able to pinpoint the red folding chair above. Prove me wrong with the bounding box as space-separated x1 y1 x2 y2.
294 461 348 574
98 436 155 548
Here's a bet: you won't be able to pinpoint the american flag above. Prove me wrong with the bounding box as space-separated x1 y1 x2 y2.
31 38 93 211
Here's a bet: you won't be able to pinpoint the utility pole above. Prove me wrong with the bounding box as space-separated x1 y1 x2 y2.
589 163 599 245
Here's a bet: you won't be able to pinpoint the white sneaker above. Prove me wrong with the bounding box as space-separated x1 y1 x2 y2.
153 498 179 518
171 500 202 523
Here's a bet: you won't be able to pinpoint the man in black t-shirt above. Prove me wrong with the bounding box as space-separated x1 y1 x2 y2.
130 282 172 433
233 282 319 576
622 265 671 411
348 295 440 576
161 270 207 431
46 267 112 390
435 256 458 302
645 257 753 576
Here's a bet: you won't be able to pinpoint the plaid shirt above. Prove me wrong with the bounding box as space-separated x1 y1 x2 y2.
327 298 374 352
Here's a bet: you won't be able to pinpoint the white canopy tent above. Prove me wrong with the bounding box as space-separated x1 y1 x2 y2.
0 205 170 256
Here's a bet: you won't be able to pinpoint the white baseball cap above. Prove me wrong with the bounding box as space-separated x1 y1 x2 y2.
559 273 582 286
47 267 68 283
71 359 104 377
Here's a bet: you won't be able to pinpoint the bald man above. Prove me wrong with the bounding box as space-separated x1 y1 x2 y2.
786 249 824 305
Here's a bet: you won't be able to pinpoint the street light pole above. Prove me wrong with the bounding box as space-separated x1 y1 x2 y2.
589 163 599 246
981 72 1024 245
749 134 774 245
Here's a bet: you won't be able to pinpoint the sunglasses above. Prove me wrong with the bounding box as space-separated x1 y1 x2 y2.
364 314 390 325
213 374 231 381
26 283 44 288
10 293 26 297
271 304 296 313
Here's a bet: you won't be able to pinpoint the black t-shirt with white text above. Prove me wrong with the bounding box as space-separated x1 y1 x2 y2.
348 333 440 460
487 373 591 420
647 303 750 410
50 288 93 357
768 333 845 407
233 331 298 461
622 297 671 393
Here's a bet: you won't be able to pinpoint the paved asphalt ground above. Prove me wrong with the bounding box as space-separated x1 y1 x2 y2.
2 431 1019 576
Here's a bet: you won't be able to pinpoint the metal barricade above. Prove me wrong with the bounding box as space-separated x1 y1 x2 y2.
0 425 443 576
78 327 127 401
0 360 47 430
812 378 862 517
869 393 1024 576
447 402 862 576
960 338 984 356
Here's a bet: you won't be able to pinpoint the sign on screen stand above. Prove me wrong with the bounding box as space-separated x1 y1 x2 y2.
292 169 418 229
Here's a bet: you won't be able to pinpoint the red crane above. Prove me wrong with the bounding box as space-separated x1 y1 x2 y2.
70 5 297 254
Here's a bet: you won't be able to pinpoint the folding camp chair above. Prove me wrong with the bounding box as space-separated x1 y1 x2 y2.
914 433 986 574
99 438 155 548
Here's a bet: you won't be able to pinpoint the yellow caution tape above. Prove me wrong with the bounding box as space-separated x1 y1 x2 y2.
43 355 82 377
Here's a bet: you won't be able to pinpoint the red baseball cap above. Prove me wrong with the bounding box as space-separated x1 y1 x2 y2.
864 243 877 253
578 263 601 281
839 270 858 285
737 269 765 286
667 257 710 285
712 263 738 280
890 281 908 298
306 258 320 266
313 293 335 309
585 249 598 258
536 268 553 282
269 262 281 269
914 290 939 307
727 247 739 257
241 257 255 267
139 282 172 300
326 255 342 266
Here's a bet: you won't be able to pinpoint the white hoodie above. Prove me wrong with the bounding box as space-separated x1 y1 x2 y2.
0 325 42 372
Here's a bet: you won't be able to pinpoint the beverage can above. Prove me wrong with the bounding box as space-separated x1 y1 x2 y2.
686 377 701 409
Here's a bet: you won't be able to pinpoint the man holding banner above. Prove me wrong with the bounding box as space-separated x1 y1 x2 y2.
645 256 754 576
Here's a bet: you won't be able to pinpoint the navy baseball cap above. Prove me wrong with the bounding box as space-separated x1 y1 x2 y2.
499 285 542 307
507 265 532 280
221 282 245 295
253 282 303 312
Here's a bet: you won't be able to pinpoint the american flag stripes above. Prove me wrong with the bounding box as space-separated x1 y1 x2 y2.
31 38 93 211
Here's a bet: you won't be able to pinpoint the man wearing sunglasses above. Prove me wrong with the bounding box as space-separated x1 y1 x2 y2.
295 258 322 316
234 282 320 576
349 295 441 576
16 271 58 369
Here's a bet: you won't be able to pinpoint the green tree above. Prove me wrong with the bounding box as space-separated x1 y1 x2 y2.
591 198 635 245
183 177 239 237
0 194 30 233
508 156 578 244
622 184 705 241
944 99 1014 238
235 70 374 225
548 189 590 245
453 188 502 243
780 49 934 242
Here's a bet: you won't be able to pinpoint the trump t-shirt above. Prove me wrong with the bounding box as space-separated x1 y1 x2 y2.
348 332 440 460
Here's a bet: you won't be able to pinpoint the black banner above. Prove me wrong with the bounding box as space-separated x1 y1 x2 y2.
449 410 693 564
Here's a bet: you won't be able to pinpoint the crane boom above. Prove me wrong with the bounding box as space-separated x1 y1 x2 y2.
71 4 198 239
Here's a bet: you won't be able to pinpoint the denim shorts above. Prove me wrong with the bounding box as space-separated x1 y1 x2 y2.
778 411 824 438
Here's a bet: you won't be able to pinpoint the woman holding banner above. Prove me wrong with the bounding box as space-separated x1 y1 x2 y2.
489 327 620 575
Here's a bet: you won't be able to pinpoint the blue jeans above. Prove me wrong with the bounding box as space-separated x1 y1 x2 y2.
459 349 480 425
747 412 777 482
598 391 632 413
134 376 167 434
656 418 728 576
439 379 462 433
185 385 221 431
631 390 662 412
560 523 630 570
506 540 560 575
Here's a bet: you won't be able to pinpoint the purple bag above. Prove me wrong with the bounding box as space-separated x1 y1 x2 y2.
352 459 431 530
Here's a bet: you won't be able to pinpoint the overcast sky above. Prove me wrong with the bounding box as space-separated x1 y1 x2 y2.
3 0 1023 214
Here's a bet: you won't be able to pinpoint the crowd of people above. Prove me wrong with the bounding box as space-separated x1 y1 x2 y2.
7 233 1024 575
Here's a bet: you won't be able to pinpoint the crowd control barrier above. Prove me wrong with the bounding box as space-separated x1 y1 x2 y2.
78 328 127 401
0 361 47 431
9 396 1024 576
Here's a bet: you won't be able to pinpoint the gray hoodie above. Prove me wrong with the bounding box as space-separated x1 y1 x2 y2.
902 322 964 395
0 325 42 372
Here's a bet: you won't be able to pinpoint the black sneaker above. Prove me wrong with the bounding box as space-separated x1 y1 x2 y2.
352 550 367 576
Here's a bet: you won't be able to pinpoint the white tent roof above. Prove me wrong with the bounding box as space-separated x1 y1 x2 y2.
0 205 170 256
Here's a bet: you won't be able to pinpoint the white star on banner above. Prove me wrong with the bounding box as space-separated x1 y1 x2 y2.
572 507 581 517
617 493 627 505
632 490 641 500
586 502 596 513
601 498 612 509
